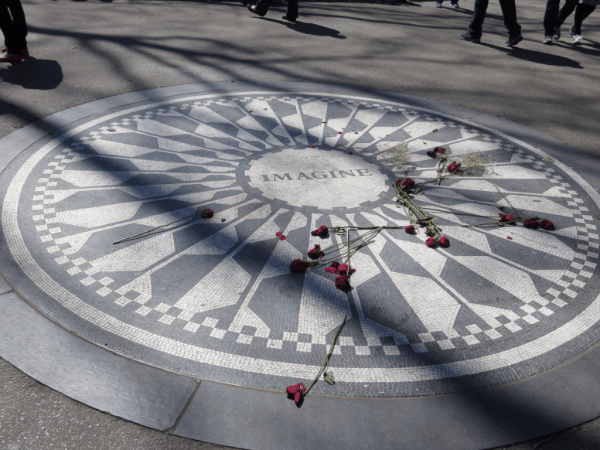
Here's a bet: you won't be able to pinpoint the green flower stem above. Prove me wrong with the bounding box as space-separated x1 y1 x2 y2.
113 212 199 245
303 314 348 397
346 229 350 276
494 183 525 222
461 219 520 229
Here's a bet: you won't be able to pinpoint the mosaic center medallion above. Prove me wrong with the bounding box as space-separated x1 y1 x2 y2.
248 148 387 208
0 90 599 398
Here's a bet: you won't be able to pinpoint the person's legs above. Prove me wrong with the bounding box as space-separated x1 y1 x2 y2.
254 0 271 15
544 0 561 36
468 0 488 38
556 0 579 28
286 0 298 20
6 0 27 51
499 0 521 36
572 3 596 35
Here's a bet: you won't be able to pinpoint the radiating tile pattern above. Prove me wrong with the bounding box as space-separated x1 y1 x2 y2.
1 91 599 397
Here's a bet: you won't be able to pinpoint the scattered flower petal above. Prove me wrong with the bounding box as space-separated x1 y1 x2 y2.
507 236 513 240
348 151 352 154
221 218 226 222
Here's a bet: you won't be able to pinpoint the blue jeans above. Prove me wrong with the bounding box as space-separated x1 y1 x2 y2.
469 0 521 38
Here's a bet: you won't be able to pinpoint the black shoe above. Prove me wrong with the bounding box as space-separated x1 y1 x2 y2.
460 31 481 44
505 33 523 46
247 5 266 16
282 14 296 23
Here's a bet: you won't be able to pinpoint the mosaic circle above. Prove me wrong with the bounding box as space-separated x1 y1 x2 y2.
1 90 599 398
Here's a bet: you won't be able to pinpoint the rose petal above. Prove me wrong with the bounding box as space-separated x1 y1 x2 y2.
348 151 352 154
221 218 226 222
338 132 342 134
279 235 286 240
507 236 513 240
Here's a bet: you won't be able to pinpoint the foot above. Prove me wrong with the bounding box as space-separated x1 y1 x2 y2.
282 14 296 23
435 2 442 7
505 33 523 46
1 47 28 56
247 5 265 16
543 35 553 45
572 34 582 45
450 3 459 8
0 51 23 62
460 31 480 44
569 24 576 36
553 26 561 40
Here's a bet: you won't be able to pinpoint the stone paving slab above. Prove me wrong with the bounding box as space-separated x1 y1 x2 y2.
1 82 600 450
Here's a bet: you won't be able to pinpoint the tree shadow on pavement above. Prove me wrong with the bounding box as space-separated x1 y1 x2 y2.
259 16 346 38
0 58 63 90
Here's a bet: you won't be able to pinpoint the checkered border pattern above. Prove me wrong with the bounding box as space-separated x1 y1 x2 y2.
30 95 599 356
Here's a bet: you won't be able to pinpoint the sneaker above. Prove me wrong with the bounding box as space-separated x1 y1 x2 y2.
0 52 23 62
1 47 28 56
450 3 459 8
543 35 553 45
505 33 523 46
569 25 576 36
553 26 561 40
572 35 582 45
435 2 442 7
460 31 481 43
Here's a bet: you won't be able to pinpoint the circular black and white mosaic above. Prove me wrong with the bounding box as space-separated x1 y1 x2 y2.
1 90 599 397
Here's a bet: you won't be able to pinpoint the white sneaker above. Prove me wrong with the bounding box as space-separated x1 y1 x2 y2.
436 2 442 7
543 35 553 44
450 3 459 8
572 35 582 45
553 26 561 40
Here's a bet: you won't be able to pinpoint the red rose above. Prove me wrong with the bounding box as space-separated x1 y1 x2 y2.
335 275 351 291
436 146 446 153
330 262 340 269
290 259 309 273
405 225 415 233
394 179 403 188
523 219 539 229
401 179 415 189
426 237 436 248
499 213 516 223
427 150 436 158
438 236 450 247
337 263 348 273
448 162 462 173
307 245 324 260
311 225 328 237
324 266 337 273
540 219 556 230
286 383 307 404
200 208 214 219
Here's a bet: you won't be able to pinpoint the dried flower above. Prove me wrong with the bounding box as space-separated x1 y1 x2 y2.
438 236 450 247
405 225 415 233
540 219 556 230
499 213 516 223
290 259 309 273
448 162 462 173
307 245 325 260
200 209 214 219
523 219 539 229
401 179 415 190
335 275 351 291
426 237 436 248
286 383 307 404
311 225 328 237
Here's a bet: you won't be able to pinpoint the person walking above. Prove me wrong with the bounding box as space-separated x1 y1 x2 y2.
0 0 28 62
436 1 460 9
554 0 599 45
460 0 523 46
543 0 578 44
245 0 298 23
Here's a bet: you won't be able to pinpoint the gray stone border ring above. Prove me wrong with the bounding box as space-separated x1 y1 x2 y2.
1 82 600 450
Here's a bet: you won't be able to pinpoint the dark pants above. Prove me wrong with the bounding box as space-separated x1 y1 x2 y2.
469 0 521 38
255 0 298 19
545 0 578 35
0 0 27 54
571 3 596 35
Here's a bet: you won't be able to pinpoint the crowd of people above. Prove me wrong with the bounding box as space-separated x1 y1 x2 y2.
1 0 598 62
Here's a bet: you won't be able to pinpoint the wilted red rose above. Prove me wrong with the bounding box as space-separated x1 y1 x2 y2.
427 150 437 158
394 178 403 188
448 162 462 173
290 259 310 273
286 383 307 404
438 236 450 247
436 147 446 153
337 263 348 273
401 179 415 189
499 213 516 223
335 275 351 291
426 237 436 248
307 245 324 260
540 219 556 230
324 266 337 273
405 225 415 233
523 219 539 229
200 209 214 219
311 225 328 237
